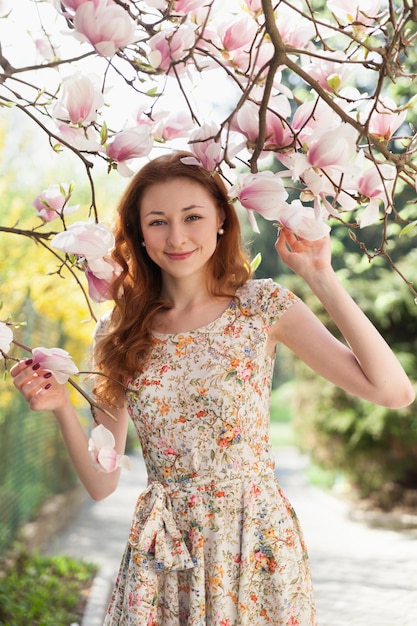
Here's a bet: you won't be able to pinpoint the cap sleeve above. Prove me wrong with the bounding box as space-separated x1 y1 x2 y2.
240 278 300 326
93 310 112 342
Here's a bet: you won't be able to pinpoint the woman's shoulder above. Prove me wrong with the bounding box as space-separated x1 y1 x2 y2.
236 278 300 319
93 309 114 340
237 277 297 300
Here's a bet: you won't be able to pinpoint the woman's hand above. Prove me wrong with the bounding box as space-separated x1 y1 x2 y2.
10 359 70 413
275 227 332 279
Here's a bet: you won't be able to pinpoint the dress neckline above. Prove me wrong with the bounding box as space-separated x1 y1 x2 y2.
152 298 237 338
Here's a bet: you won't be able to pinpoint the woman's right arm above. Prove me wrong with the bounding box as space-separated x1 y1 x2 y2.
10 359 130 501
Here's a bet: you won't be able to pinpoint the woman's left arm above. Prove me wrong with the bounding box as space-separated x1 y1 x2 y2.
271 228 415 409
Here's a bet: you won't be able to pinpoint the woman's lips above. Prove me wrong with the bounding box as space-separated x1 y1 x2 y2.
165 250 195 261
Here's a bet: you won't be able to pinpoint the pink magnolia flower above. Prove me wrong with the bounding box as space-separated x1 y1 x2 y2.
230 101 261 145
231 171 289 233
327 0 382 27
61 0 94 12
32 183 79 223
243 0 263 14
217 15 258 53
291 98 341 145
276 1 315 49
186 122 224 172
304 51 355 94
175 0 208 11
106 126 153 176
150 110 195 142
85 256 122 302
0 322 13 356
231 98 292 150
74 0 136 57
34 38 56 63
363 98 407 141
85 270 114 303
278 200 331 241
307 124 358 171
51 221 115 260
148 24 196 72
32 347 79 383
52 73 104 126
357 162 396 227
232 39 274 77
88 424 130 473
55 123 102 152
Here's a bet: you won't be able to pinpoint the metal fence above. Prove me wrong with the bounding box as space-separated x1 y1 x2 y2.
0 300 77 555
0 401 77 554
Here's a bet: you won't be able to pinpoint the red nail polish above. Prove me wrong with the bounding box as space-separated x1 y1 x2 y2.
44 372 52 379
32 363 40 371
44 383 52 390
25 359 33 365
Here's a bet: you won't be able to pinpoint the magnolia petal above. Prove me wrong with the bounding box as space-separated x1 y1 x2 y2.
32 346 79 383
90 424 116 449
49 370 73 384
95 41 117 57
0 322 13 355
97 446 119 472
247 209 260 234
118 454 131 470
117 161 135 177
359 198 380 228
180 156 203 167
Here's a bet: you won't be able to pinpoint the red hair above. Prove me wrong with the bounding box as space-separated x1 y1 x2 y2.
93 151 252 406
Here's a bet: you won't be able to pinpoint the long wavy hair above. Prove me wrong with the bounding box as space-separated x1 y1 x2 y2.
93 151 252 406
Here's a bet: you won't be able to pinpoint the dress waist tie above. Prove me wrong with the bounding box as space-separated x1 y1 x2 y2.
104 482 194 625
128 481 195 572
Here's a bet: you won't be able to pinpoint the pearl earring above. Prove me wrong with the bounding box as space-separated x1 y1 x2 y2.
217 228 225 235
141 241 146 247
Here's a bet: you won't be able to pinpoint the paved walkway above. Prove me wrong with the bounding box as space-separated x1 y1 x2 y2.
48 447 417 626
276 448 417 626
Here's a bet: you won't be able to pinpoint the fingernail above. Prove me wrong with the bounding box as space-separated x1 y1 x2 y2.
32 363 40 371
44 383 52 390
44 372 52 379
25 359 33 365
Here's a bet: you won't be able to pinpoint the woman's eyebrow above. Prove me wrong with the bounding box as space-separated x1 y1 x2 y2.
143 205 205 218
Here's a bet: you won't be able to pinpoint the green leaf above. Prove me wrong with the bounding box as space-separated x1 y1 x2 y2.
100 121 108 144
250 252 262 272
399 220 417 237
146 86 163 97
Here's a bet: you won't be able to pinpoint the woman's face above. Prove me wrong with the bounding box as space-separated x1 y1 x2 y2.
139 177 224 284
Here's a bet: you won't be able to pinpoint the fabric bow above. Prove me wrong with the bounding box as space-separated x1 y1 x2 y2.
104 482 195 625
129 482 195 571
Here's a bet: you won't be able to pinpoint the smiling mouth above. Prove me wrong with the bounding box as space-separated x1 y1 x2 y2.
165 250 195 261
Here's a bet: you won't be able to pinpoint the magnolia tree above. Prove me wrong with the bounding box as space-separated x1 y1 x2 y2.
1 0 417 468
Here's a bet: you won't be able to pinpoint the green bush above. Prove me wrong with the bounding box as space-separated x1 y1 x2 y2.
0 547 97 626
293 378 417 499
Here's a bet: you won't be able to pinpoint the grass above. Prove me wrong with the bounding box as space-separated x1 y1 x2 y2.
0 546 97 626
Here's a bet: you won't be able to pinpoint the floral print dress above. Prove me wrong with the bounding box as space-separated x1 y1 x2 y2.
104 279 317 626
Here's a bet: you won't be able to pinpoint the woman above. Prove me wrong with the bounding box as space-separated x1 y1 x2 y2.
11 152 415 625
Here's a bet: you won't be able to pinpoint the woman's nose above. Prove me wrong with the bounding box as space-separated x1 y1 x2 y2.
166 223 186 247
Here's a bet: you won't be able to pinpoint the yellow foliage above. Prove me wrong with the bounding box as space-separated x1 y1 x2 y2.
0 181 116 415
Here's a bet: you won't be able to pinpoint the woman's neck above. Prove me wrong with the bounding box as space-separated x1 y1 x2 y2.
155 276 231 334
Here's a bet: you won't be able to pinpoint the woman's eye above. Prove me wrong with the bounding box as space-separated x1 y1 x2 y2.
149 220 166 226
186 214 202 222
